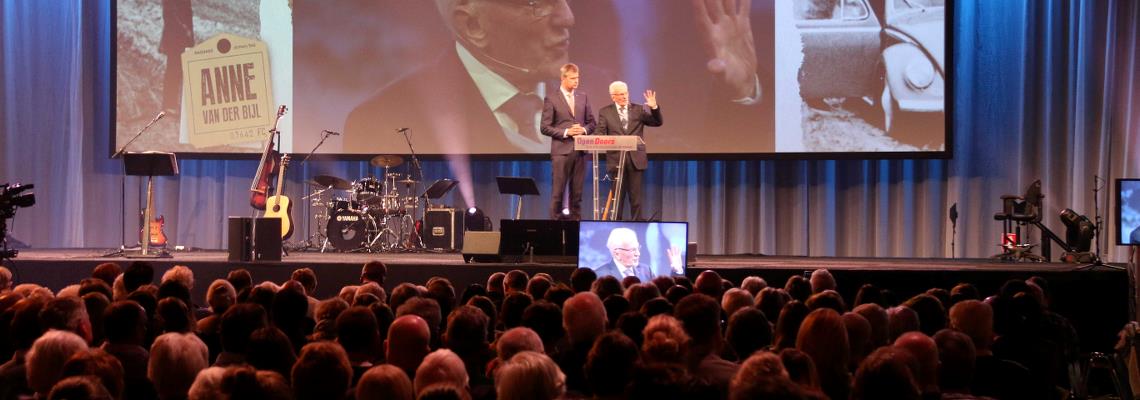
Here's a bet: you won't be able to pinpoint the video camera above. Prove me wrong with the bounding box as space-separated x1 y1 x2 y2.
1 183 35 260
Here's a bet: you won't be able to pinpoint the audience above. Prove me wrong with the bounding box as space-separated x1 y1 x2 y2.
0 260 1087 400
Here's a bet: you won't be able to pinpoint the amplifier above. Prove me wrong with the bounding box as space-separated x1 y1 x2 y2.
424 208 464 251
227 217 281 262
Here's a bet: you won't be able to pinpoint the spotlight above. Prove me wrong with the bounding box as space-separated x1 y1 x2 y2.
465 207 490 231
562 208 570 216
1059 208 1094 252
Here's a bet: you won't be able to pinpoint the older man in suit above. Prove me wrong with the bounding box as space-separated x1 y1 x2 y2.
596 81 662 221
541 63 595 220
594 227 653 281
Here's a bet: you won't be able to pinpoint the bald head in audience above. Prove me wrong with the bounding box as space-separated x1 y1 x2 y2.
887 305 920 342
562 292 606 345
948 299 994 354
810 269 836 293
386 314 432 378
413 349 469 396
357 364 414 400
498 327 545 361
893 331 940 396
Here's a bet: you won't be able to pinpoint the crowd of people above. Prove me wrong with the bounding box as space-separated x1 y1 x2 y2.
0 260 1083 399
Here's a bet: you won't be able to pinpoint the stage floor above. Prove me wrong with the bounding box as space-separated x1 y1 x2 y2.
2 248 1131 351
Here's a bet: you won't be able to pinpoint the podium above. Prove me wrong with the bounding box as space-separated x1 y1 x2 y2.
496 177 540 220
574 135 641 220
123 152 178 258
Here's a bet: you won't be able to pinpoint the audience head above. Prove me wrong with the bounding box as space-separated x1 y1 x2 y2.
504 270 529 294
149 332 209 399
893 331 939 394
664 284 690 306
521 301 564 349
220 302 268 355
386 315 432 377
570 268 597 293
562 292 606 345
355 282 386 306
495 351 565 400
91 262 122 287
616 311 649 347
602 294 630 328
694 270 724 299
805 289 846 313
933 328 976 393
720 288 754 319
225 268 252 295
948 300 993 353
247 326 298 380
27 329 89 396
525 276 552 301
357 364 414 400
206 279 236 315
292 341 353 400
853 303 890 349
160 265 194 291
155 297 194 333
390 282 423 311
641 314 690 364
414 349 469 396
591 275 623 302
444 305 490 358
103 300 147 345
887 305 920 342
397 296 442 346
674 293 723 356
949 282 980 305
796 308 850 398
486 272 506 295
730 351 803 400
902 294 946 336
47 375 112 400
361 260 388 285
291 267 318 296
499 292 533 330
854 283 884 307
336 306 381 361
426 277 457 315
774 300 809 350
726 307 772 360
739 276 767 296
851 346 921 400
78 278 113 301
756 287 789 322
809 269 836 293
842 311 873 369
778 348 820 389
584 331 640 396
122 261 155 293
40 296 92 343
543 283 574 307
498 327 545 361
59 349 124 399
784 275 812 302
625 282 661 312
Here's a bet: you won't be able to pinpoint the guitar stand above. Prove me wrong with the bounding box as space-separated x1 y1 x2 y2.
122 152 178 259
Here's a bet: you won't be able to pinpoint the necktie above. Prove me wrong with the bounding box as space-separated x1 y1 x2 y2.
502 92 542 141
566 92 575 117
619 106 628 130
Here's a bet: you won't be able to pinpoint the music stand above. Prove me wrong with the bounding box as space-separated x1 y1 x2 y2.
124 152 178 258
422 178 458 208
496 177 540 220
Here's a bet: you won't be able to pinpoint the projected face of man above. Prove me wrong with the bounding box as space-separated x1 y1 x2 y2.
470 0 574 84
610 84 630 107
610 231 640 267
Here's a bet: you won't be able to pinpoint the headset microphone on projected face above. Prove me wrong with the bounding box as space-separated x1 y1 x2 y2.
456 36 534 75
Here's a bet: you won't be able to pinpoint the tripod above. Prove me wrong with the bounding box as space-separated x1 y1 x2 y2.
1077 176 1123 271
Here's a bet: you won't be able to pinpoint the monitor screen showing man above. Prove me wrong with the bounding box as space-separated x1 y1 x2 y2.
578 221 688 280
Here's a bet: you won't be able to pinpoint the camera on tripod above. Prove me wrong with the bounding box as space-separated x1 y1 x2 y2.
1 182 36 260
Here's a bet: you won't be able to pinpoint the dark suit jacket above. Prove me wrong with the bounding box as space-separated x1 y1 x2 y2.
344 49 524 155
593 260 653 281
540 89 596 155
596 103 663 171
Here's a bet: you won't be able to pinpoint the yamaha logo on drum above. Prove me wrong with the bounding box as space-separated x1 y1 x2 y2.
336 214 361 222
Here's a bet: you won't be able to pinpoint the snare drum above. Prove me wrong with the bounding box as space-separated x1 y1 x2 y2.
379 195 406 215
353 177 383 205
329 197 358 212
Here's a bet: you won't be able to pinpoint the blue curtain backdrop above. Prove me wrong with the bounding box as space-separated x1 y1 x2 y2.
1 0 1138 261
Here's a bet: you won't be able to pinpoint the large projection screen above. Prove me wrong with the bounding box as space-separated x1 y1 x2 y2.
115 0 948 157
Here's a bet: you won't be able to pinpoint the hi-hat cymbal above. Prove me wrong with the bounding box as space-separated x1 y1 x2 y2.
370 154 404 168
309 175 352 190
397 179 418 185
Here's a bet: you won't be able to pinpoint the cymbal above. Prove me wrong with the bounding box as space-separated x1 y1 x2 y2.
309 175 352 190
397 179 418 185
370 154 404 168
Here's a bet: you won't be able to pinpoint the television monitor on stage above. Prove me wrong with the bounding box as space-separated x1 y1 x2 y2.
578 221 689 280
1116 179 1140 245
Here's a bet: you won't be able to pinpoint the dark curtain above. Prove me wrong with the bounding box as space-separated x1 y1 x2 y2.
1 0 1138 262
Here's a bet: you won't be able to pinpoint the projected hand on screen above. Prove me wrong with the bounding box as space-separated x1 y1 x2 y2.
691 0 759 100
668 245 684 275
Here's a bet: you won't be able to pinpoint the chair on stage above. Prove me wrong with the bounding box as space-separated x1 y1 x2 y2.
992 180 1046 262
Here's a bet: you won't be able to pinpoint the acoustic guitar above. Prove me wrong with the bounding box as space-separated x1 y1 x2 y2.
262 154 294 239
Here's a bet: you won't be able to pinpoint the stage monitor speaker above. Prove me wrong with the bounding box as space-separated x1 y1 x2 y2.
424 208 464 251
462 231 501 263
227 217 282 262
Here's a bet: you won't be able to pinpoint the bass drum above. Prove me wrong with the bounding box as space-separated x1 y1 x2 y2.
326 209 370 251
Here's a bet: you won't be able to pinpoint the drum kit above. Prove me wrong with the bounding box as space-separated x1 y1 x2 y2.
304 154 422 252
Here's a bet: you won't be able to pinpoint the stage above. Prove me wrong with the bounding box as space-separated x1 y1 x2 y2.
2 248 1131 352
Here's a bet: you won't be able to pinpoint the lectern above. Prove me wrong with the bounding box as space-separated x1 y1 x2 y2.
123 152 178 258
574 135 640 220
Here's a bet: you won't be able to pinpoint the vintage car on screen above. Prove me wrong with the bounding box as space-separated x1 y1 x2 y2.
796 0 945 148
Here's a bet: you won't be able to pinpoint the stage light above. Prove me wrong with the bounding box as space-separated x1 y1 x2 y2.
562 208 570 216
1059 208 1094 252
465 206 490 231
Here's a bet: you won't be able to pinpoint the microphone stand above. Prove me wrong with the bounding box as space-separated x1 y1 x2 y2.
104 113 163 257
400 128 426 250
293 130 335 251
1079 176 1123 270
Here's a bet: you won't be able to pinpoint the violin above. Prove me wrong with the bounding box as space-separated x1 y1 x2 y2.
250 105 288 209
